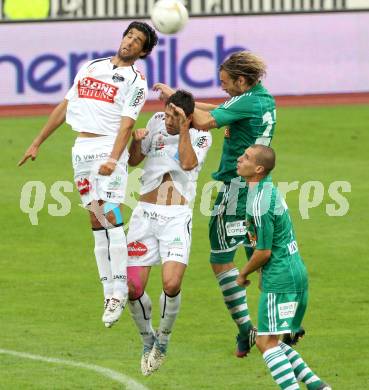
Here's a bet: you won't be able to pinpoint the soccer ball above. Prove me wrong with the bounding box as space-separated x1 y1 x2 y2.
151 0 189 34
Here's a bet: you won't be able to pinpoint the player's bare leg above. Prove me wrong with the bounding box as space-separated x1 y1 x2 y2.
147 261 186 374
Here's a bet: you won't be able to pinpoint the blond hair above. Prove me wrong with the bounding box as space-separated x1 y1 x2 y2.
220 51 267 87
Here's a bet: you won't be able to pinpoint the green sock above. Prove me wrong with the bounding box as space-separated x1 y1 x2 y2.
280 342 324 390
263 345 300 389
216 268 252 336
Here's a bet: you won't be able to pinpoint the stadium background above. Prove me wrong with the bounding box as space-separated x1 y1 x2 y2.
0 1 368 389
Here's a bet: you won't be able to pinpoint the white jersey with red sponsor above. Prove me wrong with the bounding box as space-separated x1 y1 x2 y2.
65 57 147 136
140 112 212 203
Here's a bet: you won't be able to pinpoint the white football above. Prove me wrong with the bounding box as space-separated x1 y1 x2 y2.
151 0 189 34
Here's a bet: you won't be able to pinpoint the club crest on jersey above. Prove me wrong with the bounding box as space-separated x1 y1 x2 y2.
127 241 148 257
224 128 230 138
112 73 125 83
195 136 208 148
78 77 118 103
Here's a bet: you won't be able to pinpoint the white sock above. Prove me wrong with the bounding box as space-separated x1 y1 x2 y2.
107 225 128 300
129 292 155 349
157 291 181 350
92 229 113 298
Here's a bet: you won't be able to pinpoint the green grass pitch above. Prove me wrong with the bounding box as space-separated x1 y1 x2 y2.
1 104 368 389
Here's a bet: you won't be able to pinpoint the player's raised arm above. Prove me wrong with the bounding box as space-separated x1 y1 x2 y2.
153 83 175 102
170 103 198 171
18 100 68 166
195 102 218 111
128 128 148 166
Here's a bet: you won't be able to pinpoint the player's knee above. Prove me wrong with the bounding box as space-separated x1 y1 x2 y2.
127 266 144 300
162 278 181 296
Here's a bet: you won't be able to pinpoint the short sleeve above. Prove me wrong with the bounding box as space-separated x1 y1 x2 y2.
210 95 254 128
140 113 161 155
191 130 212 165
121 79 148 121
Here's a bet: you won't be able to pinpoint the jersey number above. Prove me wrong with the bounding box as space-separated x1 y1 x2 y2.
262 109 276 137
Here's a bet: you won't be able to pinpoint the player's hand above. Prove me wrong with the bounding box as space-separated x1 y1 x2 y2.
98 159 116 176
153 83 175 102
133 128 148 141
169 103 191 129
18 143 39 166
236 274 251 288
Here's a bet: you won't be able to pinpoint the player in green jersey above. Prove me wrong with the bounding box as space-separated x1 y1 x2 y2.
154 51 276 357
236 144 331 390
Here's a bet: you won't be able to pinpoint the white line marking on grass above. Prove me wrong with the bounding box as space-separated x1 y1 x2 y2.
0 348 150 390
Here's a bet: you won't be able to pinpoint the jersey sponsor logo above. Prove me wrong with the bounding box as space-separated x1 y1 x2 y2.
76 178 91 195
78 77 118 103
129 87 145 107
195 135 209 149
224 128 230 138
278 302 298 319
287 240 298 255
225 220 247 236
280 321 289 328
81 152 109 162
112 73 125 83
127 241 148 257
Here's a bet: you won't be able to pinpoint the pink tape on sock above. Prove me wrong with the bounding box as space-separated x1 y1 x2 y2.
127 266 144 299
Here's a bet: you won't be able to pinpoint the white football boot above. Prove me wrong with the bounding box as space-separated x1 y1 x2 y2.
141 346 152 376
147 343 166 373
103 296 127 328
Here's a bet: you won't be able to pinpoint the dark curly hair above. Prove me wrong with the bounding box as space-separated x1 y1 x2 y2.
123 21 158 59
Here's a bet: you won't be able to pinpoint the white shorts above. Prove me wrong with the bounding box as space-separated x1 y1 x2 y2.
127 202 193 266
71 136 128 207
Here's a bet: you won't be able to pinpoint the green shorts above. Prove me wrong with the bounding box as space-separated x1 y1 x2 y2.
257 290 308 335
209 181 251 264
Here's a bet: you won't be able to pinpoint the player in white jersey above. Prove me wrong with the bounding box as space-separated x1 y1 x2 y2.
127 90 212 376
18 22 158 328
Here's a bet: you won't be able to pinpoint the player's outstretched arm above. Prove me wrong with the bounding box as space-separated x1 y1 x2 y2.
153 83 175 102
18 100 68 166
128 128 148 167
99 116 135 176
195 102 218 112
192 108 218 131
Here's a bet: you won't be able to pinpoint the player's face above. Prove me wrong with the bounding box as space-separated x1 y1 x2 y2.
164 106 180 135
219 70 243 97
118 28 147 63
237 147 258 179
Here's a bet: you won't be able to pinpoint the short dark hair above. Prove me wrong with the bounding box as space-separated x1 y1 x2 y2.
250 144 276 175
166 90 195 117
123 22 158 59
